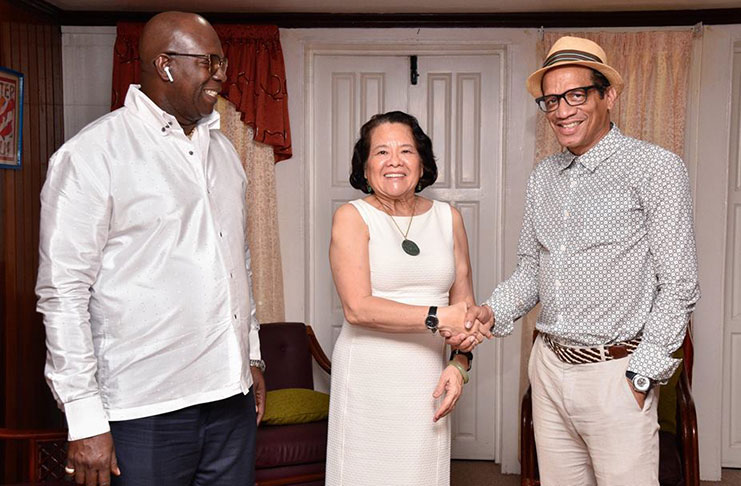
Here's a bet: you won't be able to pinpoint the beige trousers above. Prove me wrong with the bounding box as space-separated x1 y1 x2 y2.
528 335 660 486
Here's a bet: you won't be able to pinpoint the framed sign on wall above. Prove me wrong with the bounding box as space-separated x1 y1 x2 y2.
0 66 24 169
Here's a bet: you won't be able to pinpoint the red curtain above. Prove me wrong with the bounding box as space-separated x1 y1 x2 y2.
111 22 292 162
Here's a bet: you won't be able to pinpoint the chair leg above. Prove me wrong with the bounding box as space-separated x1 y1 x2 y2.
677 373 699 486
521 386 540 486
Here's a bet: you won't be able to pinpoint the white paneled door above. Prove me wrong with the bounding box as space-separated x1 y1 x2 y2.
722 43 741 468
309 51 503 460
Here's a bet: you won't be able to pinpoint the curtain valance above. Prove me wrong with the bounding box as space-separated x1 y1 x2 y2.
111 22 292 161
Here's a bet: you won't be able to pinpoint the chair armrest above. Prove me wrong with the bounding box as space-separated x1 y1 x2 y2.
521 386 540 486
0 428 67 440
676 371 699 486
306 325 331 374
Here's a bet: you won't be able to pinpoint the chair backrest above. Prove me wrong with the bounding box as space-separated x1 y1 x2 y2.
259 322 314 391
683 319 694 386
0 428 68 482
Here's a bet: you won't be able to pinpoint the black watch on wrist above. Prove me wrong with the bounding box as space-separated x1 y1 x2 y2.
625 371 653 393
425 306 439 334
450 349 474 371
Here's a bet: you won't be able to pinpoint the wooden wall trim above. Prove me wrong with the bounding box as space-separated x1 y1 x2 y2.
15 1 741 27
1 0 65 481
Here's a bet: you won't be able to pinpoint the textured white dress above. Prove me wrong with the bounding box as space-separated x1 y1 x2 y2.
326 198 456 486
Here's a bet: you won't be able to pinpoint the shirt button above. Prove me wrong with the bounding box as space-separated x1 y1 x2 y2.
559 244 566 252
161 127 166 132
230 272 233 278
219 232 223 237
189 151 194 155
570 180 577 188
564 210 570 219
554 280 561 288
557 314 564 323
233 314 237 319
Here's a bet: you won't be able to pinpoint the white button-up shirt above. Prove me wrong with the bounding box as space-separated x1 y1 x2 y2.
36 85 261 441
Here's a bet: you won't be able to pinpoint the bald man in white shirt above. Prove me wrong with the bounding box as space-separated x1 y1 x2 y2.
36 11 265 486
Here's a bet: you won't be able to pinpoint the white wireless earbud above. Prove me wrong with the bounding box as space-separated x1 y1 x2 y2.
164 66 174 83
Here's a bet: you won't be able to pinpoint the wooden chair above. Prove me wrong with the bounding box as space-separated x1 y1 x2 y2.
520 325 699 486
0 427 69 482
255 322 332 486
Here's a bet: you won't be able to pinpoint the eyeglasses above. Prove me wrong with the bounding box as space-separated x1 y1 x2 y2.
535 85 601 113
165 52 228 75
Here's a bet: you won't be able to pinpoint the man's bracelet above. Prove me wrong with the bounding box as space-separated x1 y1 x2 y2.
250 359 266 372
448 360 470 384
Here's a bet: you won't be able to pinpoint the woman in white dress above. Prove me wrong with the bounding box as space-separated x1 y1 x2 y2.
326 111 489 486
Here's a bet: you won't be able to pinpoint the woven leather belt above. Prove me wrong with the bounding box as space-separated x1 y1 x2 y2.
541 333 641 365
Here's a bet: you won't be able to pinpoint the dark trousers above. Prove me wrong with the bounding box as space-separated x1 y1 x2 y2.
110 390 257 486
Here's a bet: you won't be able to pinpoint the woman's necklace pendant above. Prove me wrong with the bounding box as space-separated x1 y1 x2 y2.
402 239 420 256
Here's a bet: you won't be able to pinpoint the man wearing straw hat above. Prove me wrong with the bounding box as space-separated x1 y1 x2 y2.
466 36 699 484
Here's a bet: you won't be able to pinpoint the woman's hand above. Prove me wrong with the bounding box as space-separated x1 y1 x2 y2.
436 301 469 335
441 305 494 350
432 364 465 422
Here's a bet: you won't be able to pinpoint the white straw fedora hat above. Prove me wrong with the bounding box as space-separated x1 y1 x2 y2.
526 36 624 98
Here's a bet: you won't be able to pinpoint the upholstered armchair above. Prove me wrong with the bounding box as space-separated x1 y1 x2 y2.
520 323 699 486
256 322 331 486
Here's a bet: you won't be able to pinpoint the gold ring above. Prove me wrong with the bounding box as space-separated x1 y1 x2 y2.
64 466 75 475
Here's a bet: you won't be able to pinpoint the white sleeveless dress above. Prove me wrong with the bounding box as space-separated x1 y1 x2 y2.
325 198 456 486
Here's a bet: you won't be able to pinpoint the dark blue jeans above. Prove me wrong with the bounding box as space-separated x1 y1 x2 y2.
110 391 256 486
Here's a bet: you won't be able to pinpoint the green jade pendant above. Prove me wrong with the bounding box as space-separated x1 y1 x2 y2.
402 239 420 256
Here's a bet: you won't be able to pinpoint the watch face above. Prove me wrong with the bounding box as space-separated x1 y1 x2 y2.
425 315 439 331
633 375 651 392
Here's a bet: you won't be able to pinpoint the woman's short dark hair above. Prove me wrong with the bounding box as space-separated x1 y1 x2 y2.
349 111 437 194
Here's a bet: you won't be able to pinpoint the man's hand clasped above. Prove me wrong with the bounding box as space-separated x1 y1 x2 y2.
439 303 494 351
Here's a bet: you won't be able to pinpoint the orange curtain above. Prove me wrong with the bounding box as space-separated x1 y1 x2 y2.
111 22 292 162
217 97 285 323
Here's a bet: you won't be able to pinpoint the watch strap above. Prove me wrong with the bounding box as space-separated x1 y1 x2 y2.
425 306 439 333
449 349 474 371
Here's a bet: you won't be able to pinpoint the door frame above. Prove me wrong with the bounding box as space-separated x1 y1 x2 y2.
277 28 538 473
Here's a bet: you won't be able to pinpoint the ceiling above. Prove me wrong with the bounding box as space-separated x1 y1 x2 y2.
43 0 741 13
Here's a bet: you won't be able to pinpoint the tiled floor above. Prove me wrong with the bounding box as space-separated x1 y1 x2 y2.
451 460 741 485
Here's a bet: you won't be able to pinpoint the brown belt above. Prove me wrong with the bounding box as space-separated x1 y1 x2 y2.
541 333 641 365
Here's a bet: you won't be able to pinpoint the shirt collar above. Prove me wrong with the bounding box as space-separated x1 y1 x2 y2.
557 123 624 172
123 84 221 137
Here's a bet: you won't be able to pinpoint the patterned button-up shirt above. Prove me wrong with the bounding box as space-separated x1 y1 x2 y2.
485 125 699 382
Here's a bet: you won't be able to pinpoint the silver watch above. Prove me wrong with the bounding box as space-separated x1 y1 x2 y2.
250 359 266 373
626 371 652 393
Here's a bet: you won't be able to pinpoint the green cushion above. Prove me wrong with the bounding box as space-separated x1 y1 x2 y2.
262 388 330 425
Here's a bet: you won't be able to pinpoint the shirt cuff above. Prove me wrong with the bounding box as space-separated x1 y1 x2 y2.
248 327 261 361
627 341 682 384
484 298 514 337
64 395 110 441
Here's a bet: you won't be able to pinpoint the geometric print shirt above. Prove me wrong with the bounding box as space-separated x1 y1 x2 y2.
484 124 700 382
